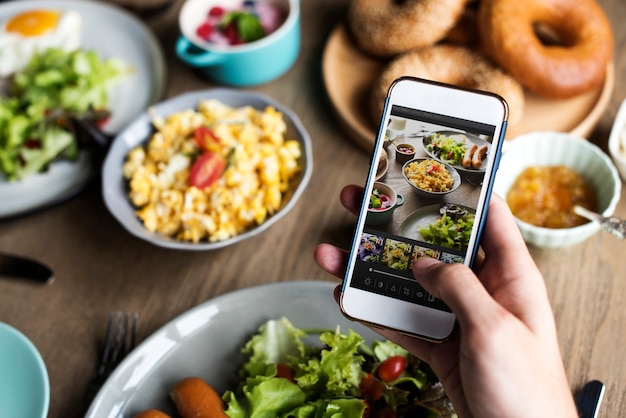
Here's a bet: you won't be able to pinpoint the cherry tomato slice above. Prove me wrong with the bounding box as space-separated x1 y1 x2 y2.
194 126 220 152
275 363 295 382
376 356 407 382
359 373 383 401
189 152 226 189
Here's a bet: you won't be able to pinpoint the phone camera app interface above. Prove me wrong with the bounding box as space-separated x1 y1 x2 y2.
351 105 498 312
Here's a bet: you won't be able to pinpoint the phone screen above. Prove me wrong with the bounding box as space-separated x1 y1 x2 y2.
349 103 502 314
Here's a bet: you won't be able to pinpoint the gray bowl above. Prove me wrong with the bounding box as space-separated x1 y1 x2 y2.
85 281 380 417
101 88 313 250
402 158 461 197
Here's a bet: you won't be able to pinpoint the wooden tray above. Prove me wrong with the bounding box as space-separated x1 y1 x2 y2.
322 23 614 153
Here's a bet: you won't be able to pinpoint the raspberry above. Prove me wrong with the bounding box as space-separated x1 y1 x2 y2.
223 22 241 44
208 6 225 18
196 22 213 40
24 138 42 149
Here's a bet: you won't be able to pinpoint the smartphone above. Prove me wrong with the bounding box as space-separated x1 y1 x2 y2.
340 76 508 341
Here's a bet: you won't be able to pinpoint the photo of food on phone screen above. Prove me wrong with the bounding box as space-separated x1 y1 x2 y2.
351 104 499 313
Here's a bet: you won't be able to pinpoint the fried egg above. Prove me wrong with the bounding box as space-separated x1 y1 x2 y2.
0 9 82 77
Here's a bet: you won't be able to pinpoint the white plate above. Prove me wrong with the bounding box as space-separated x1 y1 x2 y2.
422 130 490 174
0 322 50 418
85 280 380 417
102 88 313 251
0 0 166 219
398 204 475 246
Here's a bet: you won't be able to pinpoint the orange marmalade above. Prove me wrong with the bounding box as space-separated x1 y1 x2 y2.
506 165 598 228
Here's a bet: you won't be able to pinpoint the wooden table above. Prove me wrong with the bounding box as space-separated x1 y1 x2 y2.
1 0 625 417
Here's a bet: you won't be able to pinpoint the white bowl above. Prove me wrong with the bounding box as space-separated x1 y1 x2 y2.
86 281 380 416
102 88 313 250
402 158 461 197
608 99 626 183
493 132 621 248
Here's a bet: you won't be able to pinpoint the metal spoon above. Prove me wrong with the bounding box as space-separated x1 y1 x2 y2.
574 205 626 239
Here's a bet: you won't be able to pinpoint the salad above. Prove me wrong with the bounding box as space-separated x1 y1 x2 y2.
420 204 475 251
195 1 286 46
226 318 456 417
424 134 467 166
0 47 127 181
369 188 392 210
135 317 456 417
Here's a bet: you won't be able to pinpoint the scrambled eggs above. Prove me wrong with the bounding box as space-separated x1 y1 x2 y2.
123 99 302 243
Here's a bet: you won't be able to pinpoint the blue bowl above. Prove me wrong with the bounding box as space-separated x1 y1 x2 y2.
176 0 300 86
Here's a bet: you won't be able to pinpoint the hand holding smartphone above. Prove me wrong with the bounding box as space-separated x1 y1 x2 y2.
340 77 508 341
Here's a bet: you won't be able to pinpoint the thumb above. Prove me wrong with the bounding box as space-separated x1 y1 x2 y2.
412 257 501 329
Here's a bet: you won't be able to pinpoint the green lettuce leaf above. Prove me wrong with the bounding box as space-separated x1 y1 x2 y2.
240 317 307 379
225 318 368 417
296 329 364 399
0 47 127 180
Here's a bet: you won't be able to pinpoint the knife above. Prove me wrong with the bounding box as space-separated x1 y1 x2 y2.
575 380 605 418
0 253 54 284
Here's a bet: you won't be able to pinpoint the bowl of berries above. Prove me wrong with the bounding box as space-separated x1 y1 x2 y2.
176 0 300 86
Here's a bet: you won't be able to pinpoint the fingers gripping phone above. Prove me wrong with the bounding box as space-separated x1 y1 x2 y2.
340 77 508 342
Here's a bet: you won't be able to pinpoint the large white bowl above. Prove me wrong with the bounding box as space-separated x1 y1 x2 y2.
493 132 621 248
102 88 313 250
85 281 379 417
402 158 462 197
608 98 626 183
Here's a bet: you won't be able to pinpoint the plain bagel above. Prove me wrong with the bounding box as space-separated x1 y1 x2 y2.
347 0 468 58
370 45 525 129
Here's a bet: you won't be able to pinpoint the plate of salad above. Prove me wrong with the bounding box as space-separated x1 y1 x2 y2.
85 281 456 418
422 131 491 176
398 204 476 252
0 0 165 219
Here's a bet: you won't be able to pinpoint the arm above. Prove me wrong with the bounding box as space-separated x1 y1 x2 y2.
314 185 578 418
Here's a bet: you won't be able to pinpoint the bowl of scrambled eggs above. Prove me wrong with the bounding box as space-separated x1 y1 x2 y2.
101 88 312 250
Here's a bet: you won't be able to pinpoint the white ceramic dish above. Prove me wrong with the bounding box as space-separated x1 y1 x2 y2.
0 322 49 418
0 0 166 219
375 148 388 180
102 88 313 251
85 280 379 417
608 98 626 183
422 131 490 174
402 158 461 197
493 132 621 248
398 204 475 244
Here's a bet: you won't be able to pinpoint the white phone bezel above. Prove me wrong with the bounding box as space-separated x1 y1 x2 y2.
340 77 508 341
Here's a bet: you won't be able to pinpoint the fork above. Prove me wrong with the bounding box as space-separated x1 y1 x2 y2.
84 311 139 403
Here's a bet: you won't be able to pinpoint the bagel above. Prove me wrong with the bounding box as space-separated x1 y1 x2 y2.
443 1 480 46
347 0 468 58
478 0 613 99
370 45 525 129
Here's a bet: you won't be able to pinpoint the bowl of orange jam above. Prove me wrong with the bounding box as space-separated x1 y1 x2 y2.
494 132 621 248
